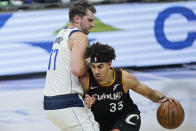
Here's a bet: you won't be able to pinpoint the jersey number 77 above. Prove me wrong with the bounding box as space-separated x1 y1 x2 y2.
48 49 59 70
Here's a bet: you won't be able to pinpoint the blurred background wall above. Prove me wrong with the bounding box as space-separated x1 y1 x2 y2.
0 0 196 79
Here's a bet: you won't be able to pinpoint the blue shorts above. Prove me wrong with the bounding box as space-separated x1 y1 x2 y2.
44 93 84 110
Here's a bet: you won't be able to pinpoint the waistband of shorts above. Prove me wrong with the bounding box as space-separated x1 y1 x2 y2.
44 93 84 110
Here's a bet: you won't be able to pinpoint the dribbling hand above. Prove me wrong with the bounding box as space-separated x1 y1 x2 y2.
158 97 178 104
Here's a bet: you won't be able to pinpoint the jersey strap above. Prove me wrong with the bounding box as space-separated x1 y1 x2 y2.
68 30 81 38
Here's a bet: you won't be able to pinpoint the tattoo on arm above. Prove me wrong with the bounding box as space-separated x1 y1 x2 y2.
68 37 76 42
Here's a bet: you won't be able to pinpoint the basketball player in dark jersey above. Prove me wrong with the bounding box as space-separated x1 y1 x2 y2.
80 42 178 131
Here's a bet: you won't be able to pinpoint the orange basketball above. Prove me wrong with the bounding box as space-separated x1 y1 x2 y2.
156 101 185 129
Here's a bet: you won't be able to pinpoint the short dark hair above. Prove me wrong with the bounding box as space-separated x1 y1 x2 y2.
69 1 96 22
85 42 116 63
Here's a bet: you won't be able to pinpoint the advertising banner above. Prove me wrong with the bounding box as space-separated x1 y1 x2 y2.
0 1 196 76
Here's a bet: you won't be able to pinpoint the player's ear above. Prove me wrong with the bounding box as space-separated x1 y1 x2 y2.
74 15 80 24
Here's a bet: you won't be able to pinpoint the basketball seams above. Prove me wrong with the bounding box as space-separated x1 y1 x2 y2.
157 103 164 127
167 102 171 129
160 104 164 127
170 102 178 129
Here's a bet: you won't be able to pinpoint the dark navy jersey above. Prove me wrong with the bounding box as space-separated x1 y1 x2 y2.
88 68 140 125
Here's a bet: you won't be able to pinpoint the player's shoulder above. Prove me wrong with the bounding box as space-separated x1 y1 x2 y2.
121 69 137 81
121 69 139 90
70 29 85 37
70 31 88 41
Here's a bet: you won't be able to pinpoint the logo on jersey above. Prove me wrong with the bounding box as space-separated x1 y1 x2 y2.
125 114 140 125
92 91 123 101
91 86 99 90
113 84 120 91
55 36 63 44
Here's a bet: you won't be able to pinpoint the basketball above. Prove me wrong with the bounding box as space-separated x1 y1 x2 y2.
156 101 185 129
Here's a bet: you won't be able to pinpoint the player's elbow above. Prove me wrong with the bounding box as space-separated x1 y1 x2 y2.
71 68 82 76
71 66 86 76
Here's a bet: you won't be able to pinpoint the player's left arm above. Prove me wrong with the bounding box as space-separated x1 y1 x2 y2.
122 70 178 103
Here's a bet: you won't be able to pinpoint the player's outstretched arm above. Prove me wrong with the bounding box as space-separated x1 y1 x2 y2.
122 70 177 103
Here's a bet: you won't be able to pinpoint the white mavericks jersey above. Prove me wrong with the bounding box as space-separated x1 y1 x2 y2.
44 28 84 96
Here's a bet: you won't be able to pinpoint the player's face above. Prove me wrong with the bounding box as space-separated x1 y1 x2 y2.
79 9 95 35
90 62 111 83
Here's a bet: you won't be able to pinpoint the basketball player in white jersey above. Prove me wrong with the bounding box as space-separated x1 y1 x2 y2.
43 1 99 131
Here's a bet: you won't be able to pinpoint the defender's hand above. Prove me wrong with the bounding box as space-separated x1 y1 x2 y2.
84 94 96 108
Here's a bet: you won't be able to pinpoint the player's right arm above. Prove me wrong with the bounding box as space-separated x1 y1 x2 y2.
68 32 89 76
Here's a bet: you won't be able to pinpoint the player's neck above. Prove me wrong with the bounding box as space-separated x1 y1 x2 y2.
100 68 114 86
68 23 80 30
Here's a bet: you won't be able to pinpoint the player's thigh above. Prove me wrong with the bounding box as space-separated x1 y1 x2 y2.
45 107 99 131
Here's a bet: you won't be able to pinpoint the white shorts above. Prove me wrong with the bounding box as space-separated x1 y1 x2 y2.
44 94 99 131
45 107 99 131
